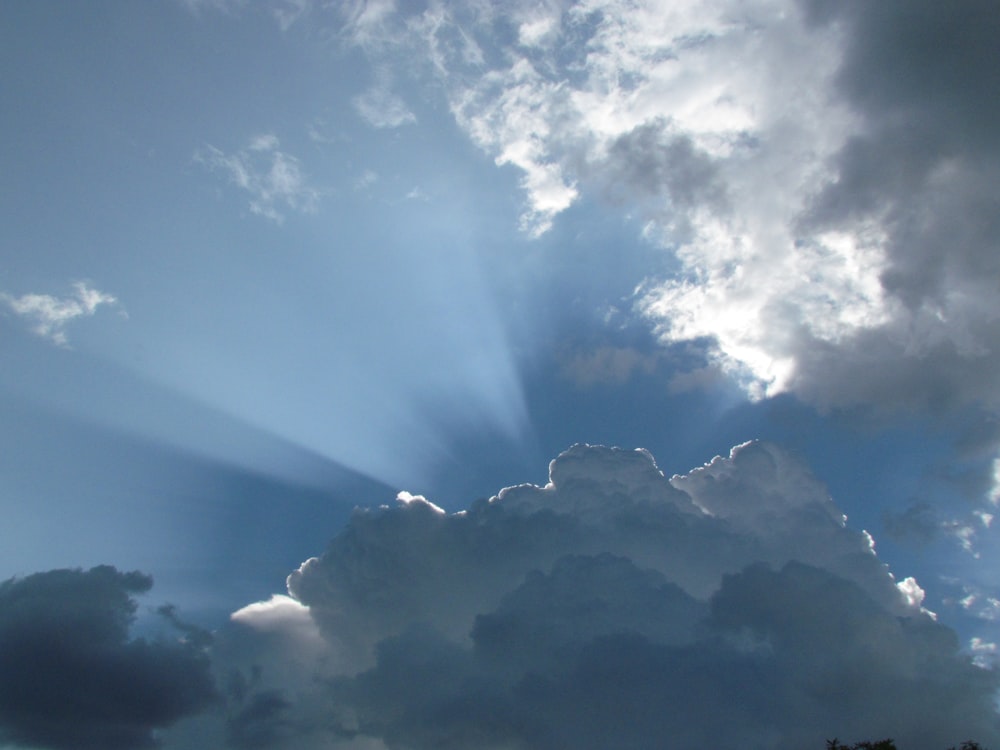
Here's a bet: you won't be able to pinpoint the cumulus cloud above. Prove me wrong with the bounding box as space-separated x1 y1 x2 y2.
0 566 216 750
1 281 121 346
174 443 999 749
196 135 320 223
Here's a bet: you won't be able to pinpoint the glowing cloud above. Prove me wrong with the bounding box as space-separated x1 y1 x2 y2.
165 443 998 749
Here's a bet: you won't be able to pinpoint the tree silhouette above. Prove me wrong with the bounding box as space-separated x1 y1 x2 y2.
826 740 985 750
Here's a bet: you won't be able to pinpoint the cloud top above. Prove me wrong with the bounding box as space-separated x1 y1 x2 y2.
198 443 999 749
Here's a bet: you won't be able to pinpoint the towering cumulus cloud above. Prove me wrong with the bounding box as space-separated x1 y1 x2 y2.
198 444 1000 750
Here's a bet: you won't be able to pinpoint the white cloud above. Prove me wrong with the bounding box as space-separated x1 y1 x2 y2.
332 1 1000 436
272 0 313 31
970 637 999 669
168 443 999 749
353 83 416 128
354 168 379 191
395 490 445 514
196 135 320 223
1 281 122 347
336 0 399 50
176 0 245 15
231 594 322 641
896 575 927 611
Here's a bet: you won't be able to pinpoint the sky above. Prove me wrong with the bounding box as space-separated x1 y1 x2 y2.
1 1 1000 748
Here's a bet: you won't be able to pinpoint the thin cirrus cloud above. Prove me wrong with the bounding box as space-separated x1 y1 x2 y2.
196 134 320 224
353 83 417 129
156 442 1000 749
0 281 121 347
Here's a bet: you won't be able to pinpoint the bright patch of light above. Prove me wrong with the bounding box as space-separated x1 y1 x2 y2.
396 490 446 514
896 576 926 611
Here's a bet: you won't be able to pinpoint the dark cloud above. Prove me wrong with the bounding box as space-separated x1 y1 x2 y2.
882 502 941 545
226 690 294 749
787 0 1000 410
0 566 217 750
331 559 997 750
597 119 728 240
193 444 999 749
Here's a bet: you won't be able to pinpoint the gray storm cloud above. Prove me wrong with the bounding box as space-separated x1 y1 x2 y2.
0 566 217 750
182 443 999 750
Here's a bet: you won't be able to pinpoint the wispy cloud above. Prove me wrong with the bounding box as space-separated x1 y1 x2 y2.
272 0 313 31
196 134 320 224
175 0 245 15
1 281 122 347
353 81 416 129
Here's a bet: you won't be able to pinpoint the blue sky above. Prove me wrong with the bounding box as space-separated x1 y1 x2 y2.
2 2 1000 748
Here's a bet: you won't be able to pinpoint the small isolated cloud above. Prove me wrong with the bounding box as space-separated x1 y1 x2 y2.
176 0 245 15
952 583 1000 624
354 168 379 191
196 135 320 223
176 443 1000 749
970 637 999 669
0 566 216 750
353 83 416 128
272 0 313 31
1 281 121 347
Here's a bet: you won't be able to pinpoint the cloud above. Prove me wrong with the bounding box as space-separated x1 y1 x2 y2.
353 79 416 128
176 0 245 15
1 281 121 347
0 566 216 750
172 443 1000 749
196 135 320 223
328 0 1000 428
558 344 660 387
272 0 313 31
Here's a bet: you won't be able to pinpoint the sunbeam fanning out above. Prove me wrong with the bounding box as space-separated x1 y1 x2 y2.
5 1 1000 748
100 208 531 488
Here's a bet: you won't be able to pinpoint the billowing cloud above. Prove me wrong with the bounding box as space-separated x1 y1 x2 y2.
176 443 999 749
196 134 320 223
1 281 121 346
322 0 1000 431
0 566 216 750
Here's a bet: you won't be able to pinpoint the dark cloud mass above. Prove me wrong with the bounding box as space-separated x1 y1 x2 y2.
199 444 1000 750
792 0 1000 410
0 566 216 750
